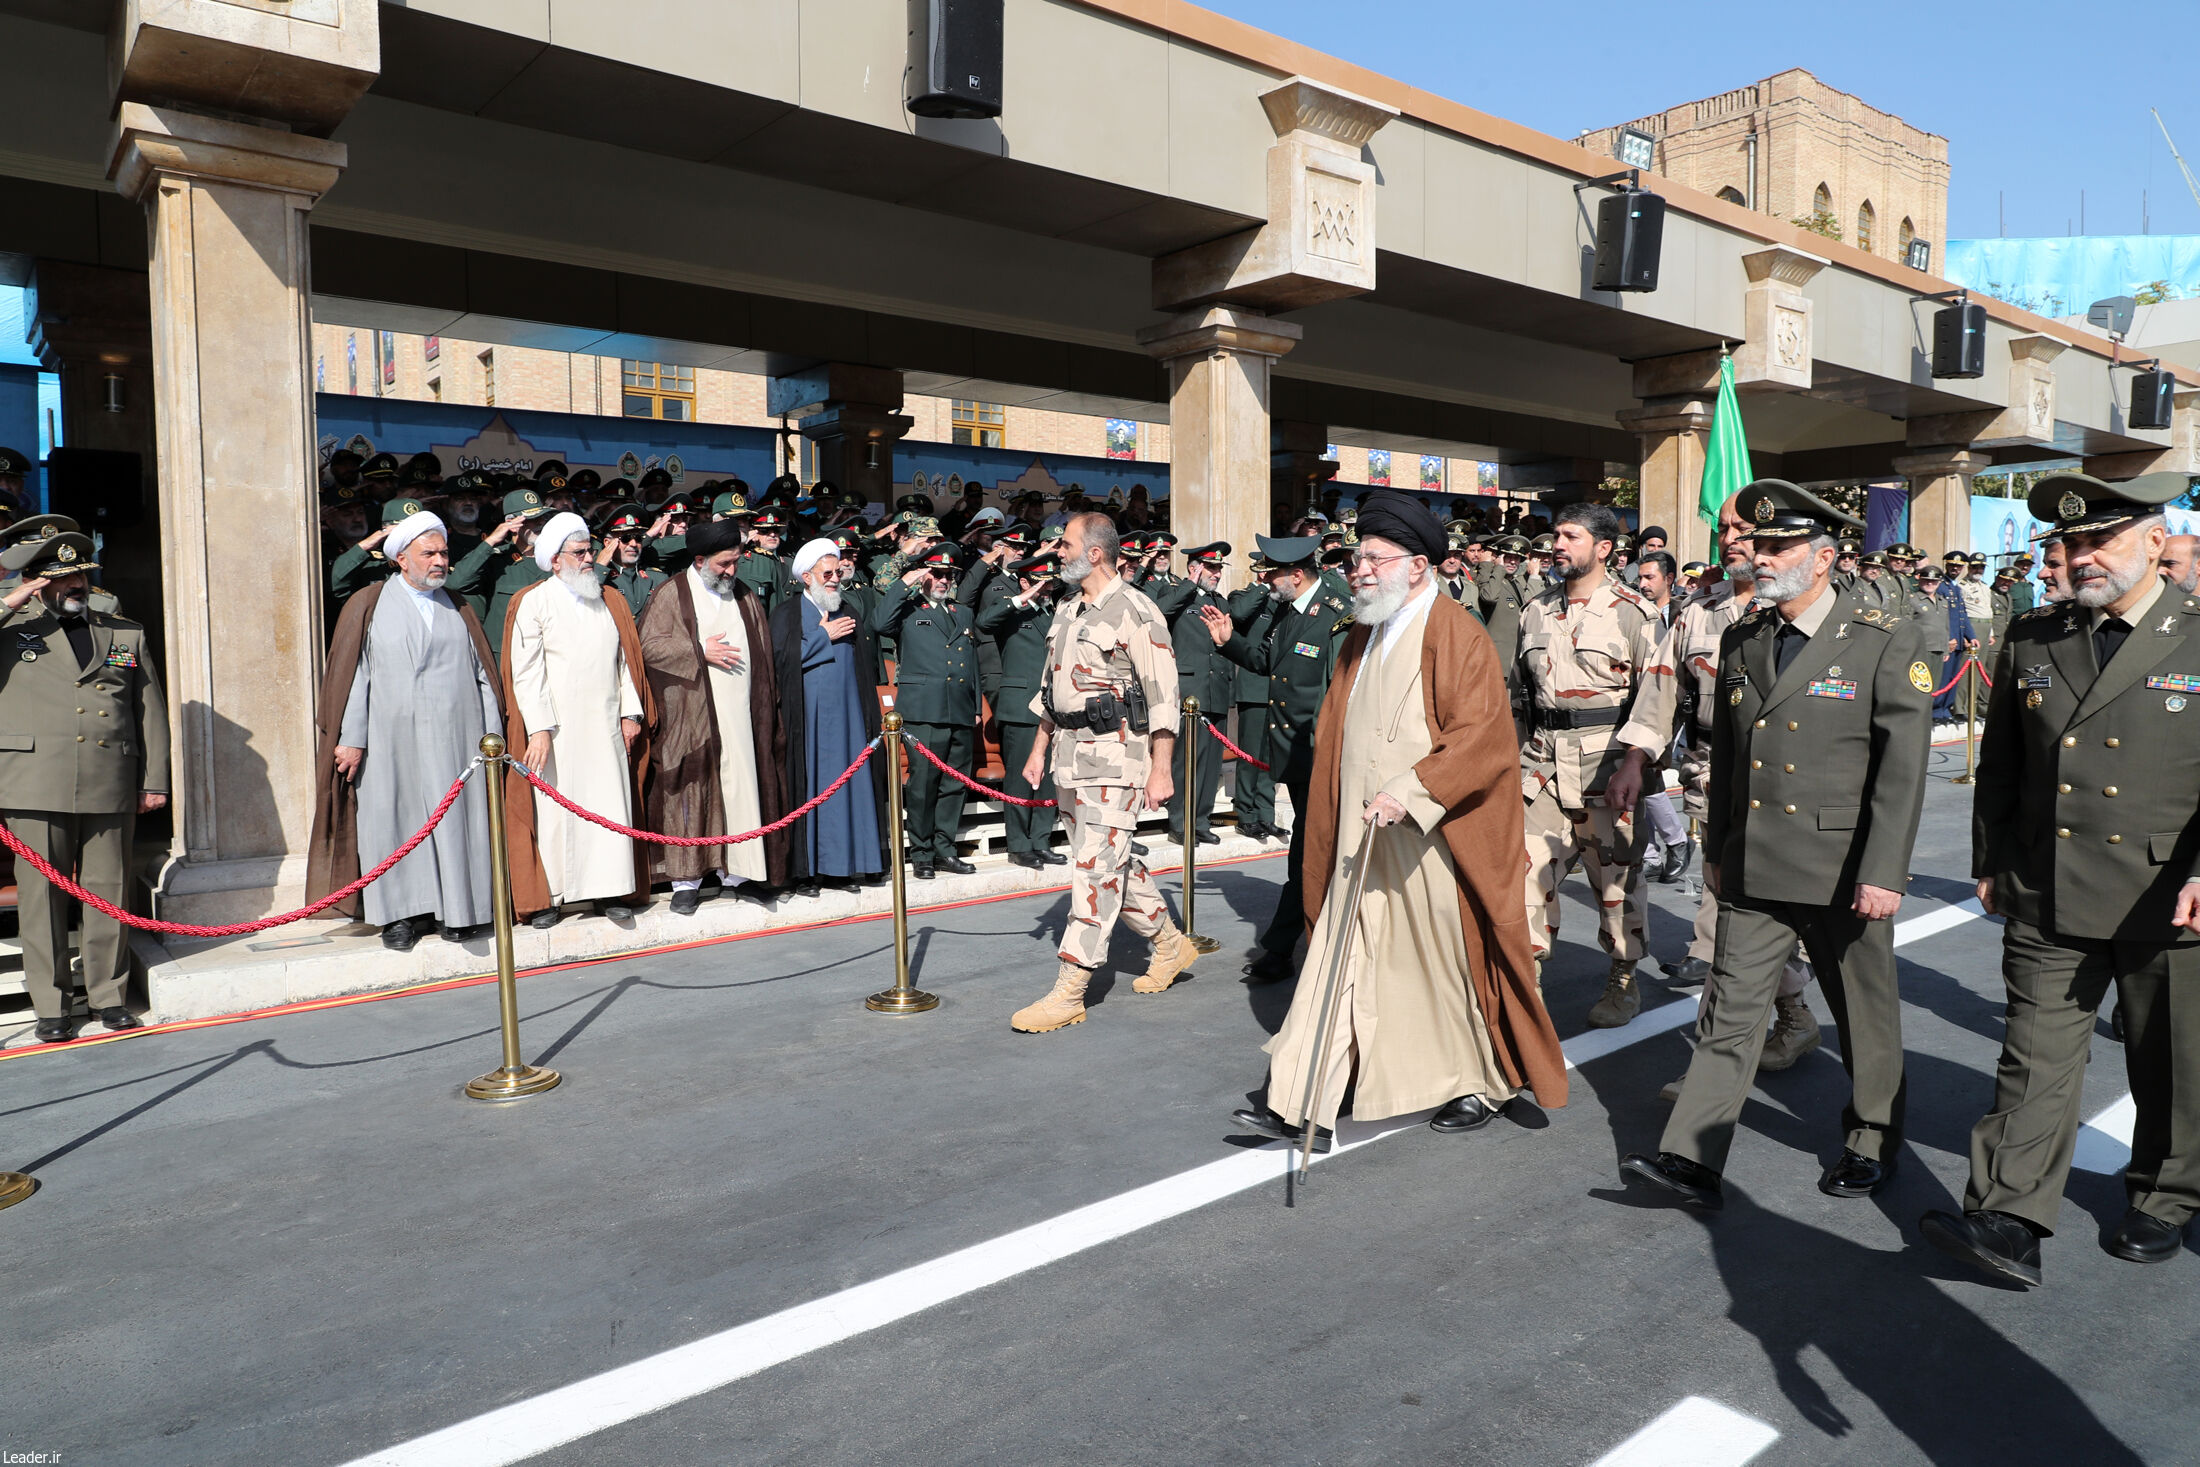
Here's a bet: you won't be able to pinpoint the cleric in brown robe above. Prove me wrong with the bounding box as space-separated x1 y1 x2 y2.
637 517 795 913
1232 490 1567 1150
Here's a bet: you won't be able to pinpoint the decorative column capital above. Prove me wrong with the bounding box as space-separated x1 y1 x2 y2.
1617 395 1716 437
1891 448 1991 479
1257 76 1398 156
1137 307 1304 364
109 103 347 204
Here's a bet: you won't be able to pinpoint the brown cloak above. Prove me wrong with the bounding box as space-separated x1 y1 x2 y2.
497 579 659 918
304 579 544 917
636 569 794 885
1301 593 1568 1107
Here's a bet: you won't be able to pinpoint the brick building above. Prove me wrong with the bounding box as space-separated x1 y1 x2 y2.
1578 68 1949 272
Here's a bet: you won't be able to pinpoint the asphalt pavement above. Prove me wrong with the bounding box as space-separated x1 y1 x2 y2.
4 750 2192 1467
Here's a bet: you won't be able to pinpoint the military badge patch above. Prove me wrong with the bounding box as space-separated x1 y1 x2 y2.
2026 689 2045 709
1728 688 1743 706
2145 673 2200 694
1908 661 1933 693
104 647 137 669
1292 641 1320 658
2170 695 2189 714
2057 490 2087 522
1807 679 1858 700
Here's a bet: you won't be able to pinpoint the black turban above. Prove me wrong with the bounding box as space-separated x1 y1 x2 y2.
686 518 746 559
1353 489 1447 563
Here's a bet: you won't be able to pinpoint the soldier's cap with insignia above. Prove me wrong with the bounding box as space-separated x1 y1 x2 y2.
1967 551 1988 565
401 453 442 485
895 493 936 517
903 515 942 539
569 468 602 493
916 543 962 571
533 460 569 482
1680 560 1712 576
381 497 426 525
1145 530 1179 549
2014 550 2036 564
1941 549 1968 563
1838 538 1861 556
1916 563 1944 581
711 490 753 519
0 446 34 476
361 451 402 482
18 530 98 577
638 467 675 491
654 488 704 515
1183 541 1230 565
1884 541 1922 560
830 526 867 552
994 524 1036 547
500 488 553 520
2026 470 2188 537
1735 479 1864 539
1860 551 1889 567
0 513 80 550
321 480 365 506
1254 533 1320 569
1038 523 1065 544
1529 533 1556 553
752 508 788 530
445 470 492 495
602 502 650 534
1011 552 1060 577
596 476 634 500
1993 564 2019 580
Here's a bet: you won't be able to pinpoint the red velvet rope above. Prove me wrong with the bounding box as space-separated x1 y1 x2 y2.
1200 715 1271 772
1932 656 1990 698
509 737 882 844
0 761 484 937
903 731 1059 808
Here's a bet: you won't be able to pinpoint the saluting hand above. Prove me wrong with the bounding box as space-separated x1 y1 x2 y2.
2 575 50 612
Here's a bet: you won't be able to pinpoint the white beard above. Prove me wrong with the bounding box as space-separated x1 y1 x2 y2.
2073 557 2146 608
1754 560 1816 605
696 567 738 599
404 570 448 593
1350 561 1414 626
450 504 482 526
558 564 604 602
808 585 843 614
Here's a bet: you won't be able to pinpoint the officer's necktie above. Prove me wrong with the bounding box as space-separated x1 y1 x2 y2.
2093 614 2132 672
57 614 93 671
1774 619 1809 677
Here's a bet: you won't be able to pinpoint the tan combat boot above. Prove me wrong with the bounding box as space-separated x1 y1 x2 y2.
1132 921 1195 994
1586 961 1642 1028
1756 991 1822 1071
1012 962 1093 1033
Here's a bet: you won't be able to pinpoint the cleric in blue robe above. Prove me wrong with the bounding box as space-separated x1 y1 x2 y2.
769 539 885 891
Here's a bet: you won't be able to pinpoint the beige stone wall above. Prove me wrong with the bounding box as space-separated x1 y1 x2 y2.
1578 68 1948 266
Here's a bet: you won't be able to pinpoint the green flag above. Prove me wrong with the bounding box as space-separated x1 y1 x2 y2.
1699 352 1754 525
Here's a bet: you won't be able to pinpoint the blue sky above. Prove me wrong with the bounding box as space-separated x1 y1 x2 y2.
1198 1 2200 241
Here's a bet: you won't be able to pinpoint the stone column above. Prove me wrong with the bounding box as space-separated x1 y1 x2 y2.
1139 309 1302 580
1892 448 1987 562
767 364 912 505
1619 397 1716 567
111 105 347 922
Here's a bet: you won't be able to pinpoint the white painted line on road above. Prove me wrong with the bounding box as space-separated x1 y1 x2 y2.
2073 1093 2138 1175
345 895 1998 1467
1588 1395 1779 1467
1893 896 1986 946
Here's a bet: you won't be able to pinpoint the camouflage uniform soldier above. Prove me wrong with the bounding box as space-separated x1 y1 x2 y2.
1518 503 1679 1028
1011 513 1191 1033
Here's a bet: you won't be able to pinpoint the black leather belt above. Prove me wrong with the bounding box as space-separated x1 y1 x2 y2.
1533 706 1626 732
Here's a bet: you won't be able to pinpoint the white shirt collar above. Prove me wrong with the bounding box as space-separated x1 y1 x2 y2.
1291 580 1321 614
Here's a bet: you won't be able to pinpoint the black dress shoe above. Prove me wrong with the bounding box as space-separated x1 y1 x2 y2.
1430 1094 1505 1133
33 1016 74 1043
1197 830 1220 846
94 1007 142 1032
1659 839 1695 883
528 909 562 930
444 923 490 943
1229 1106 1332 1153
1660 956 1710 983
2111 1000 2127 1043
2105 1209 2185 1265
670 888 701 916
1039 849 1067 866
793 881 822 898
1920 1208 2042 1287
1007 851 1042 870
1819 1148 1895 1198
1620 1152 1725 1209
912 861 935 881
937 856 975 876
599 902 635 920
380 918 421 953
862 871 890 885
1242 949 1294 986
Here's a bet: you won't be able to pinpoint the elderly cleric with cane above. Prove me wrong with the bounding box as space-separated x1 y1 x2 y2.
1230 489 1567 1151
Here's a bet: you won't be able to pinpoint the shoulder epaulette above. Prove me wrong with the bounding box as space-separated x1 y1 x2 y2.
1332 616 1354 636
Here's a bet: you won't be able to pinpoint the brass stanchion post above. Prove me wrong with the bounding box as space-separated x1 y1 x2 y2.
1180 697 1220 953
1951 658 1979 786
867 712 939 1013
465 734 562 1101
0 1171 35 1210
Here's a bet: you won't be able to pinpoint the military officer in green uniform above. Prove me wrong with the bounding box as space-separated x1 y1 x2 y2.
872 514 942 592
596 501 667 619
327 495 426 612
645 486 703 577
738 506 792 613
873 542 981 879
1477 533 1534 714
358 451 403 503
1152 541 1233 845
1225 555 1279 841
1925 471 2200 1285
1882 541 1923 601
829 526 877 630
976 551 1065 869
1200 534 1353 983
0 533 170 1041
2007 551 2038 615
447 487 553 648
1624 481 1932 1210
2 516 119 615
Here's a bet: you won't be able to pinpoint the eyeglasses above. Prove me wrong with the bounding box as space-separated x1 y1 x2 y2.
1349 550 1417 570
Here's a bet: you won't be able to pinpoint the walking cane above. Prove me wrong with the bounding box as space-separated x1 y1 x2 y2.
465 734 561 1101
1293 819 1381 1186
1179 697 1221 954
867 712 939 1013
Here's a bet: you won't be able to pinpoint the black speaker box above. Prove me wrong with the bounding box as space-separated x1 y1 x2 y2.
1931 301 1988 378
2130 367 2176 431
1591 190 1664 292
906 0 1003 119
45 447 143 530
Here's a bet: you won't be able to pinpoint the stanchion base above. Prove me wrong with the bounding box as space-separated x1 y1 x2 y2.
1185 932 1223 954
464 1064 562 1102
865 988 941 1014
1949 776 1975 786
0 1171 36 1211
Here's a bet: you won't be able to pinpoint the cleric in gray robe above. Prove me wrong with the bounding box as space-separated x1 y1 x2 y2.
769 539 884 886
320 509 504 951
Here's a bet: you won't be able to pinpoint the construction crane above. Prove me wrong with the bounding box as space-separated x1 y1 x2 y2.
2152 108 2200 216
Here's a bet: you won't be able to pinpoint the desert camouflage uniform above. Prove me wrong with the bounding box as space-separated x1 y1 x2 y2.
1033 573 1181 968
1518 577 1679 964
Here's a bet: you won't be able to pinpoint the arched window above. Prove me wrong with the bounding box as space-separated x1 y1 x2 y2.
1898 217 1915 254
1856 200 1876 253
1812 183 1832 216
1717 185 1746 206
